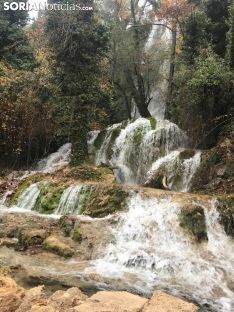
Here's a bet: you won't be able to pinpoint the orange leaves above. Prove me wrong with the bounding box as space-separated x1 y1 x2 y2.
157 0 194 27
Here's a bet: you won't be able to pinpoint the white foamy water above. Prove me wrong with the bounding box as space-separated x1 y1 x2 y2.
93 118 188 186
35 143 71 173
95 123 122 166
146 150 201 192
89 194 234 311
14 183 41 211
55 184 93 215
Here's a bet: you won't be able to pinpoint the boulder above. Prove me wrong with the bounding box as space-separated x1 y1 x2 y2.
19 229 48 247
143 291 198 312
0 238 18 248
16 286 46 312
0 275 25 312
72 290 148 312
47 287 87 310
179 205 208 242
42 236 74 258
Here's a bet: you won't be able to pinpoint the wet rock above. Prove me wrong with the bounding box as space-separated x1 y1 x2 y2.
0 275 25 312
190 122 234 195
82 185 128 217
72 227 82 243
216 198 234 238
179 205 208 242
59 215 76 237
42 236 74 258
179 149 195 160
143 291 198 312
144 171 169 190
19 229 49 247
71 290 148 312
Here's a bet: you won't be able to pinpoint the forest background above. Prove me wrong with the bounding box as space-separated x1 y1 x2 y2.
0 0 233 168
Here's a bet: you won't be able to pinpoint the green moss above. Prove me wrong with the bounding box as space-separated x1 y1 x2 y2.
72 227 82 243
133 128 144 146
67 166 114 182
34 182 65 214
59 215 76 236
82 185 128 218
42 236 74 258
78 185 95 214
10 174 44 205
68 166 102 181
149 117 157 130
179 206 208 242
18 229 48 247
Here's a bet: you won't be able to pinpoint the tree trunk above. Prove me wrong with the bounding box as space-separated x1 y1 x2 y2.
124 68 151 118
165 28 177 118
129 0 152 118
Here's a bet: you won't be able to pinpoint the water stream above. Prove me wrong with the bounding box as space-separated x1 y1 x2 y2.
91 118 200 189
88 194 234 311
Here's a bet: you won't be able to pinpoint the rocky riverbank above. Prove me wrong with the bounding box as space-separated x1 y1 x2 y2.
0 274 198 312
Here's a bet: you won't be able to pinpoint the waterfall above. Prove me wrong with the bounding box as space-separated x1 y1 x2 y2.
95 123 122 166
93 118 188 185
180 151 201 192
14 183 41 211
87 130 100 154
91 194 234 311
55 184 93 215
146 150 201 192
35 143 71 173
145 23 171 119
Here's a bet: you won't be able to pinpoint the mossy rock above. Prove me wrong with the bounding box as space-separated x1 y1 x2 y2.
128 127 146 173
10 174 44 206
72 227 82 243
179 150 195 160
66 166 113 182
179 205 208 242
82 186 128 218
42 236 74 258
34 182 65 214
133 128 145 147
216 198 234 238
18 229 48 247
59 215 76 236
149 117 157 130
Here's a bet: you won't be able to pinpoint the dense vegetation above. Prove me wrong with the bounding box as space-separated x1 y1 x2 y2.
0 0 233 167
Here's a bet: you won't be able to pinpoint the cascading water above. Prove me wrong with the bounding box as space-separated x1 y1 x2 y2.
35 143 71 173
145 23 171 120
92 118 193 187
55 184 93 215
95 123 122 166
90 194 234 311
13 183 41 211
146 150 201 192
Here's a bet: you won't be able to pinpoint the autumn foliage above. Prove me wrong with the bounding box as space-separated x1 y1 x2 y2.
157 0 194 28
